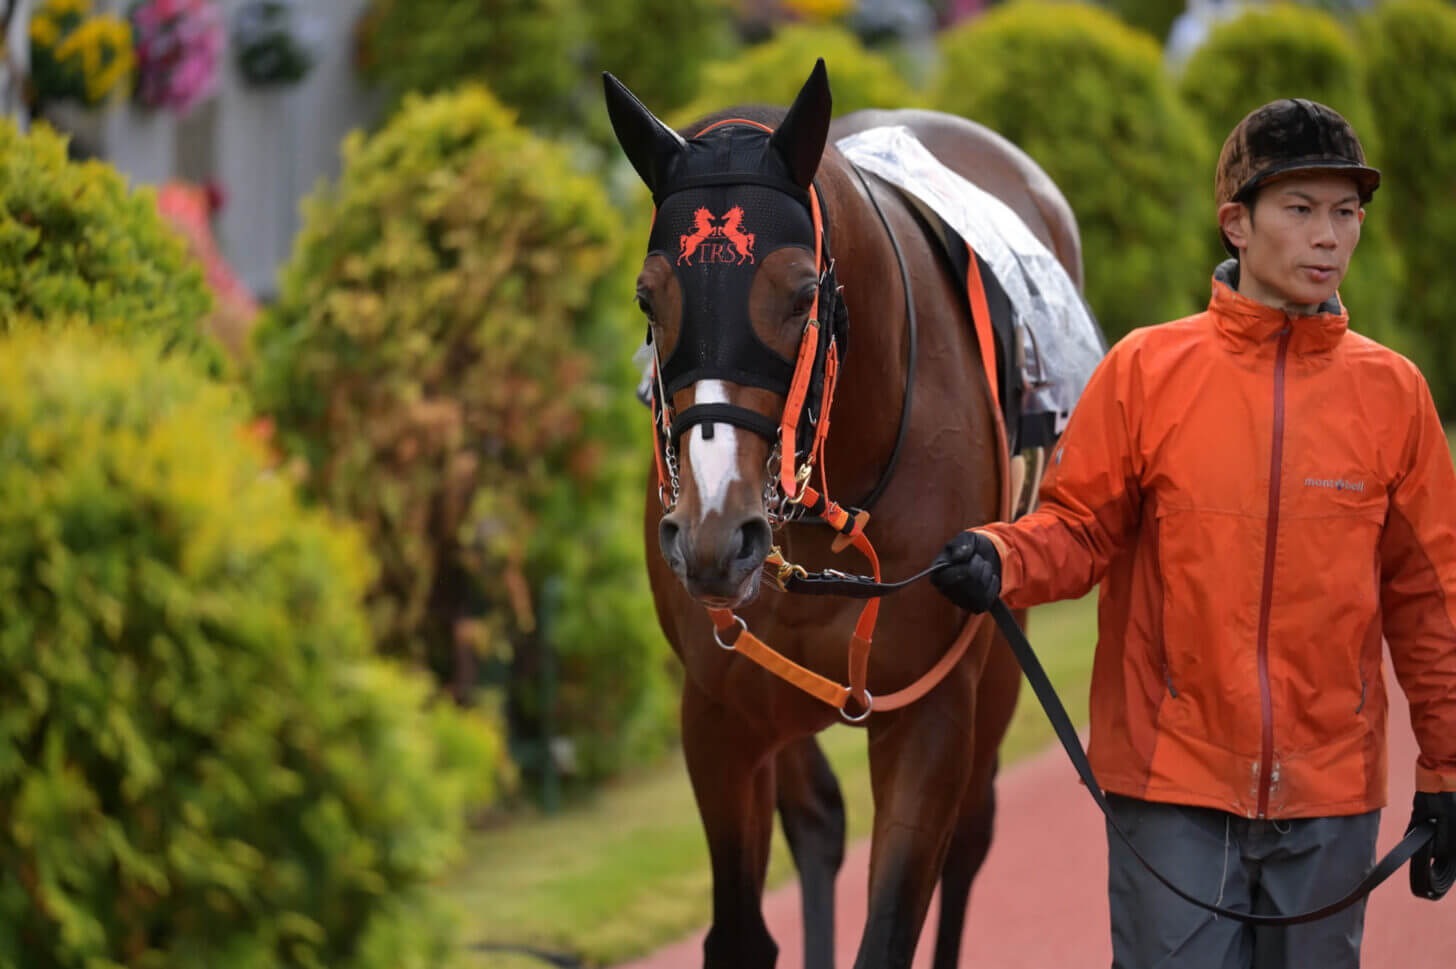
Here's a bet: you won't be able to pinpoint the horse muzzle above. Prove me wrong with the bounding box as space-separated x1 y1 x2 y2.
659 513 772 608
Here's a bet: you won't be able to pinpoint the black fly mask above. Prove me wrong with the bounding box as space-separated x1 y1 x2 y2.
605 61 847 504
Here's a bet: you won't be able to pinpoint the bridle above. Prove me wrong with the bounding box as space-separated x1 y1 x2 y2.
642 118 1000 723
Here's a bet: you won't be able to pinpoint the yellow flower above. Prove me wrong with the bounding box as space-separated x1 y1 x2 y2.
43 0 93 17
89 42 134 102
52 23 84 62
29 15 60 49
50 12 133 105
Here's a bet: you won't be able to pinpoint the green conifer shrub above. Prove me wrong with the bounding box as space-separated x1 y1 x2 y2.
1098 0 1182 45
1362 0 1456 414
672 23 919 128
0 327 502 969
931 2 1212 340
356 0 583 128
0 119 219 369
587 0 738 117
249 86 673 793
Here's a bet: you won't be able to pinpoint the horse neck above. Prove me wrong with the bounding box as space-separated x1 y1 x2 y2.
811 156 913 508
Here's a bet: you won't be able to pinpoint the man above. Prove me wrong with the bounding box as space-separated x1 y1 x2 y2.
931 98 1456 968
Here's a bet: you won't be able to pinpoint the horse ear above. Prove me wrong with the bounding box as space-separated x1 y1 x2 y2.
603 71 686 193
770 59 833 189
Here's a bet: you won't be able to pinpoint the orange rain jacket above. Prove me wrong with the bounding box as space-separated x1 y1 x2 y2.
978 266 1456 819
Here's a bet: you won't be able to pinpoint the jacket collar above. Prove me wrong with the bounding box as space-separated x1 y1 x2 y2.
1208 259 1348 356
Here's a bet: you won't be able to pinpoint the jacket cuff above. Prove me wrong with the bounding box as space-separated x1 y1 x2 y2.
1416 764 1456 794
972 527 1017 596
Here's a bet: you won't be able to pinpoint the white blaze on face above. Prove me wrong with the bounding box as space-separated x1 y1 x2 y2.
689 381 741 518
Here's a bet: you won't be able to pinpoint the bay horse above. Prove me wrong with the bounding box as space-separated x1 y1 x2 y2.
605 60 1085 968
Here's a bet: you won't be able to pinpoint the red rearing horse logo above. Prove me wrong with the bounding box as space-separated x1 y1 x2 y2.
678 208 715 265
678 206 756 266
720 206 755 264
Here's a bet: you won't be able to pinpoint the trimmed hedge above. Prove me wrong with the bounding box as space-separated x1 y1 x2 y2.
671 23 918 127
0 326 502 968
1363 0 1456 414
1177 4 1410 357
0 119 220 370
250 86 673 792
932 2 1212 340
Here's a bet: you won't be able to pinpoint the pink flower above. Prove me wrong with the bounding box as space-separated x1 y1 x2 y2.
129 0 222 115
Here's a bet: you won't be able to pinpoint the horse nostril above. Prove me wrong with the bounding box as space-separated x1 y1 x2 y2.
658 519 684 569
733 517 772 568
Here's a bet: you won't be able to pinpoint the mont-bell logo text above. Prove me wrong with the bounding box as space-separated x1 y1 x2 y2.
678 206 756 266
1304 476 1365 493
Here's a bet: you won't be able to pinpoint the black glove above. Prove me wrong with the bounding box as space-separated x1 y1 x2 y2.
1407 791 1456 900
930 531 1002 614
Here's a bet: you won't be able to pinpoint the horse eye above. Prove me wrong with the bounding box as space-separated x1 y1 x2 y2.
790 288 816 319
636 295 656 321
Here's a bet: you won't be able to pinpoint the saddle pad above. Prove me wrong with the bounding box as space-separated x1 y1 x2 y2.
835 125 1106 444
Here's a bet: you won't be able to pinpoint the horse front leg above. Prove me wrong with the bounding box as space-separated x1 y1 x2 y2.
682 679 781 969
931 760 996 969
776 734 847 969
854 680 978 969
932 622 1022 969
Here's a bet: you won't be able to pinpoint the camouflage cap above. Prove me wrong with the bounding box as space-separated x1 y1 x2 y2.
1215 98 1380 255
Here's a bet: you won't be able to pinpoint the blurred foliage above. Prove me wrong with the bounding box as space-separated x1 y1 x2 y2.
783 0 853 20
932 1 1211 340
588 0 738 117
0 119 221 372
1096 0 1181 43
356 0 584 127
671 23 919 128
0 326 503 968
1176 4 1411 359
1362 0 1456 415
249 86 673 796
509 249 679 788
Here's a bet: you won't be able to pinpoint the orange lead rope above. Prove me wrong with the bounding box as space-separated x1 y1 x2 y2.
708 236 1012 720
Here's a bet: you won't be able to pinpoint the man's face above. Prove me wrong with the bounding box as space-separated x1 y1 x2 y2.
1219 173 1366 313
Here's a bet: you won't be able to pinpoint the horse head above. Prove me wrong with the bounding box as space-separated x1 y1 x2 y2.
605 61 833 609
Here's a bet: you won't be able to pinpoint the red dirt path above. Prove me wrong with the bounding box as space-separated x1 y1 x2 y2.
619 663 1456 968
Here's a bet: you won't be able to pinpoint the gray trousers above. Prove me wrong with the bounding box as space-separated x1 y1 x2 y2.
1106 793 1381 969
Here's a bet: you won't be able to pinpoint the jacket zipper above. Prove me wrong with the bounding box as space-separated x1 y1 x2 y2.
1256 327 1292 817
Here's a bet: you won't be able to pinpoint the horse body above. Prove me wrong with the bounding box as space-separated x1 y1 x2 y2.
614 67 1083 969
